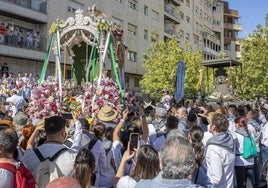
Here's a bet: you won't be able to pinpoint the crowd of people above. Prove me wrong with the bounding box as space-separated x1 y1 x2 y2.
0 73 268 188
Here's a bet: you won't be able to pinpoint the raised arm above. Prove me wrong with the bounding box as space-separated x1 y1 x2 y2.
114 144 136 187
26 125 44 150
113 109 129 142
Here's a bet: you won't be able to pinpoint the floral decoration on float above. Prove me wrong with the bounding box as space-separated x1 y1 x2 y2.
27 76 134 123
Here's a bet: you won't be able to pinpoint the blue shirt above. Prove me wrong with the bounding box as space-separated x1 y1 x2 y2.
135 172 204 188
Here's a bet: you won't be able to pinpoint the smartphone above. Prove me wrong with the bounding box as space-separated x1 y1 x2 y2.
129 133 139 154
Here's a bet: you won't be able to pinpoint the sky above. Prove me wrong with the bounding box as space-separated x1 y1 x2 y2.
226 0 268 38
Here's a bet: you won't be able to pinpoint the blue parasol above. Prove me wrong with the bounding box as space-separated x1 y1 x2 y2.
175 61 185 102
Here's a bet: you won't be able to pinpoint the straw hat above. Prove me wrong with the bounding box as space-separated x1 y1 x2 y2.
97 105 118 122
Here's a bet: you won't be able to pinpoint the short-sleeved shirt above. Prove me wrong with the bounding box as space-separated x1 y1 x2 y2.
21 143 77 179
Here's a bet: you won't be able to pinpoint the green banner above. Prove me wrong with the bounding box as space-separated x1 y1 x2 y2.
38 36 54 86
109 39 124 101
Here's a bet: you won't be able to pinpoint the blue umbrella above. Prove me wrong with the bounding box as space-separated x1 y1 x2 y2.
175 61 185 102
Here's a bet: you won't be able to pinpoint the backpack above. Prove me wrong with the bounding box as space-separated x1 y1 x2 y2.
0 162 36 188
243 136 257 159
34 147 68 188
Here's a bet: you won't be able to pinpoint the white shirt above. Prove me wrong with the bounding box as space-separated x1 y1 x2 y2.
202 124 213 146
0 168 14 188
117 175 137 188
206 144 235 188
248 123 261 152
112 140 134 175
228 119 237 139
21 143 77 179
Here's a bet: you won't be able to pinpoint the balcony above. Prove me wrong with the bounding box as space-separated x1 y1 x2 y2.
164 5 181 24
212 25 222 32
0 36 47 61
203 32 221 45
164 28 177 35
0 0 48 23
224 23 243 31
203 47 220 57
171 0 182 6
0 0 47 13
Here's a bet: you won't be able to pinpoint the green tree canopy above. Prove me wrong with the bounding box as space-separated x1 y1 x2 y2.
140 38 204 100
241 24 268 98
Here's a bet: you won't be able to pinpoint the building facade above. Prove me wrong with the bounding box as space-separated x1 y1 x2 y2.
0 0 241 93
223 1 242 60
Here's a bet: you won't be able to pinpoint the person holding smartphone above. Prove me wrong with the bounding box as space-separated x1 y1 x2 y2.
114 144 160 188
112 109 147 176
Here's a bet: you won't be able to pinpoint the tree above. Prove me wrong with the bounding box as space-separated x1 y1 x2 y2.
140 38 204 100
241 24 268 98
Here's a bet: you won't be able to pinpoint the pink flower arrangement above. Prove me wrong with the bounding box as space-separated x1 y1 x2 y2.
27 76 134 123
27 81 62 120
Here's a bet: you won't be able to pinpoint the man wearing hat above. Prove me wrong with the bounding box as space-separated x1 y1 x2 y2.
97 105 118 128
13 111 28 139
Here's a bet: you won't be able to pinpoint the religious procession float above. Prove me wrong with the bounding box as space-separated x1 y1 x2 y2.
27 5 134 123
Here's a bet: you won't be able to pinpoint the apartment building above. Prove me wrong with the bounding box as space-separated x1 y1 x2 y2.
0 0 241 93
164 0 224 60
223 1 242 60
95 0 164 94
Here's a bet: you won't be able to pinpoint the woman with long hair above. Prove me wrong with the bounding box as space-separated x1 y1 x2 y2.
234 116 254 188
73 147 96 188
114 145 160 188
188 126 209 187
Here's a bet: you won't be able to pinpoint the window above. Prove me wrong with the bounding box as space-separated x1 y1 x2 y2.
128 0 137 10
194 39 199 46
152 10 159 20
186 0 190 7
67 0 83 13
125 76 129 88
127 51 137 62
228 31 232 37
186 33 190 40
112 17 123 27
115 0 123 3
235 44 240 51
179 12 184 20
235 31 239 37
144 5 148 15
186 16 190 23
128 23 137 35
144 30 148 40
224 44 231 50
134 78 140 87
179 30 184 38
